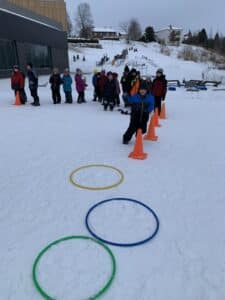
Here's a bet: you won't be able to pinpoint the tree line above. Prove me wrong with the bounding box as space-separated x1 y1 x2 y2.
184 29 225 56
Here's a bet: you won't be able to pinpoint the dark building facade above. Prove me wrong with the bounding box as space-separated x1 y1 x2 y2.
0 0 68 77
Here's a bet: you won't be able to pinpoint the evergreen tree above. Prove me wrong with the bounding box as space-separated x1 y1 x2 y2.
214 33 221 50
198 28 208 47
144 26 155 42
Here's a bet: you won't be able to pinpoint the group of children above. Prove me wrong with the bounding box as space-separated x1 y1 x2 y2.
11 66 87 106
10 63 168 144
92 70 121 110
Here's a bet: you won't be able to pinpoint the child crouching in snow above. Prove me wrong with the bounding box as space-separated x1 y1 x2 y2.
123 80 155 144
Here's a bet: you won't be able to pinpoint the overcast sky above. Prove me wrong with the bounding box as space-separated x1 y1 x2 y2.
65 0 225 35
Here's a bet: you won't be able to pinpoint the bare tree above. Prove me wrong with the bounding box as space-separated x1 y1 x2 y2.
128 18 142 41
120 21 130 43
67 12 73 36
75 2 94 38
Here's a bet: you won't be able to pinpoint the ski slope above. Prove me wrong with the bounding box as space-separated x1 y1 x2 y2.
0 41 225 300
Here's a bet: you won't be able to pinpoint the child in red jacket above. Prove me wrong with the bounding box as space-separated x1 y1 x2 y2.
151 68 167 115
11 65 27 104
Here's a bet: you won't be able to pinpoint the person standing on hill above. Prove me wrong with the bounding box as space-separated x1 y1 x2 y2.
11 65 27 104
49 68 62 104
62 68 73 104
151 68 167 115
123 80 155 144
75 68 87 103
26 63 40 106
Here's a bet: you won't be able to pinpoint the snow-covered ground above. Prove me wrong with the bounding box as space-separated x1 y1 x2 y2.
1 41 225 300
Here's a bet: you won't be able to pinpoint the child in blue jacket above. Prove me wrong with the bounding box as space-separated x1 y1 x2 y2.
123 80 155 144
62 68 73 103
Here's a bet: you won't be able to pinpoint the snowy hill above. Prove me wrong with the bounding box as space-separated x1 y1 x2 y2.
68 40 225 84
0 40 225 300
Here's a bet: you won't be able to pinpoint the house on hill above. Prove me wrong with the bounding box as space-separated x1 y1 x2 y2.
92 27 118 40
155 25 183 46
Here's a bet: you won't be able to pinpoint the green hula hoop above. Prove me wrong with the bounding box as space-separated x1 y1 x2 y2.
32 236 117 300
69 164 124 191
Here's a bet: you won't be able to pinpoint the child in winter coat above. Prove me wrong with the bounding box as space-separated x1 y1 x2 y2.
26 63 40 106
123 80 155 144
92 70 101 102
151 68 167 115
75 69 86 103
128 69 140 96
49 68 62 104
120 65 130 107
11 65 27 104
62 68 73 103
97 70 108 102
103 72 117 111
113 72 121 106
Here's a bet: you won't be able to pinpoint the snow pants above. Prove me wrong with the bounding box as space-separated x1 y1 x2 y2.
123 111 149 142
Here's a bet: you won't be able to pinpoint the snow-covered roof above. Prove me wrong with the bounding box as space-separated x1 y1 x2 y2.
93 27 118 33
156 26 183 33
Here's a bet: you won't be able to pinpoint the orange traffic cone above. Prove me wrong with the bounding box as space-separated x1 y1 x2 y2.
144 115 158 141
154 108 161 127
160 103 166 119
129 129 148 160
14 91 21 106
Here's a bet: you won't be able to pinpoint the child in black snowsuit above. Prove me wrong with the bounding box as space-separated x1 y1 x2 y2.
49 68 62 104
123 80 155 144
103 72 117 111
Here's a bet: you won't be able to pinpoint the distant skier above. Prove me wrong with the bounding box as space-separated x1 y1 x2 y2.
11 65 27 104
151 68 167 115
26 63 40 106
62 68 73 103
49 68 62 104
103 71 117 111
123 80 155 144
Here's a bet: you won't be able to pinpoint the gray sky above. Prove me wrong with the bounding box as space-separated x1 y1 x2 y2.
65 0 225 35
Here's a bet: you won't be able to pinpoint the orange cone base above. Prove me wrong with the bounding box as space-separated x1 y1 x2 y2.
144 135 158 141
129 152 148 160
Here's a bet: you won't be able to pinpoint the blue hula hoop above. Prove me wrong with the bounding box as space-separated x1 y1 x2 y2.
85 198 160 247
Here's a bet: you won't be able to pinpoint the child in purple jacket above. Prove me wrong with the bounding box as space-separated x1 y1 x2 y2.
75 69 87 103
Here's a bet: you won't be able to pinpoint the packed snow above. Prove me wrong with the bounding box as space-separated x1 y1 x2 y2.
1 40 225 300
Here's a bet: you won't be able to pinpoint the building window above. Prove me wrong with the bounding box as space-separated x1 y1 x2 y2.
0 39 17 70
26 44 52 68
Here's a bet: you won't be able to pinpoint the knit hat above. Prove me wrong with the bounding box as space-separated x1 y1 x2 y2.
139 80 149 91
27 62 33 68
124 65 130 72
156 68 164 74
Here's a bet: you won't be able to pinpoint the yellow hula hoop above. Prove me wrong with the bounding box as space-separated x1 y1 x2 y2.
69 164 124 191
